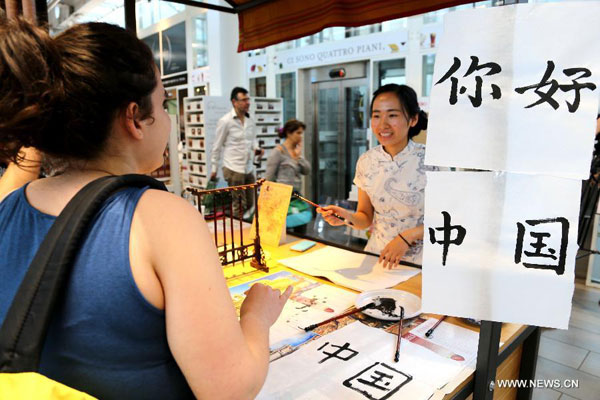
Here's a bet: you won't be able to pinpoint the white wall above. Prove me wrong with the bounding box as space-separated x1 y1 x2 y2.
137 2 247 99
206 9 247 97
405 15 424 95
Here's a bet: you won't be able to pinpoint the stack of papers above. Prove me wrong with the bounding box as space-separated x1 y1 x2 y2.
278 246 420 292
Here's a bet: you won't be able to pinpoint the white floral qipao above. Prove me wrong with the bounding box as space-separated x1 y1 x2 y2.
353 140 437 264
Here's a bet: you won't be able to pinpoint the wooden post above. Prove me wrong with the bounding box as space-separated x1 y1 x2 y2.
22 0 35 22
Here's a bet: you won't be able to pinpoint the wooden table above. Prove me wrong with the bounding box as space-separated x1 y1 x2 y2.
226 235 540 400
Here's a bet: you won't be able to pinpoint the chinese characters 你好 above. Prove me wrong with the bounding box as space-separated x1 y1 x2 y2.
436 56 596 113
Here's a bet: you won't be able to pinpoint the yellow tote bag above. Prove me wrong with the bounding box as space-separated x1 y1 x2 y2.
0 373 96 399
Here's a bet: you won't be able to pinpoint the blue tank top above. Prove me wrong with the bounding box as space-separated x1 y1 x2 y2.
0 185 194 399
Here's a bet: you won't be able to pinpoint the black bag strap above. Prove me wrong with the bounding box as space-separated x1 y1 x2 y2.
0 174 166 372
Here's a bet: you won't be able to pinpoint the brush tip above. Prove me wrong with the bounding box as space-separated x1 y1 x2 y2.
394 351 399 362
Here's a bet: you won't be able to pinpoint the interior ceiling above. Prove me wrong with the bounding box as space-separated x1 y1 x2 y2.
226 0 475 51
45 0 476 50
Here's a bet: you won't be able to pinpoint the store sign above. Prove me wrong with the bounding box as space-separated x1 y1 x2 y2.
272 30 409 70
162 73 188 88
247 54 268 76
141 33 161 70
162 22 187 75
420 24 443 50
190 67 210 85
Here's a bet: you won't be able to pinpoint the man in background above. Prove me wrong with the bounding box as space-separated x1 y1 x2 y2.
210 87 263 218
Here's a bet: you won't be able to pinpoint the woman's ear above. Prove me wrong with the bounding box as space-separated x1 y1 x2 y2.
409 113 419 128
121 102 144 140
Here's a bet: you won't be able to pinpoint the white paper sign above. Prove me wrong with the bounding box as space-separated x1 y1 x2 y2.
423 171 580 329
426 3 600 179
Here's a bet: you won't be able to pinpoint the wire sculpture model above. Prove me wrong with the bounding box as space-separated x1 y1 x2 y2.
188 179 267 272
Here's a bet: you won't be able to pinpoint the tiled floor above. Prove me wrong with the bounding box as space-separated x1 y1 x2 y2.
532 281 600 400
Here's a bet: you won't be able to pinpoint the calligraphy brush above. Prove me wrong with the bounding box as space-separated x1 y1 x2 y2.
394 306 405 363
425 316 447 338
302 300 380 331
363 250 421 269
292 193 354 226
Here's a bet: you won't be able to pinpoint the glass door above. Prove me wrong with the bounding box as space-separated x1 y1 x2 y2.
344 83 369 195
312 78 368 202
314 82 342 202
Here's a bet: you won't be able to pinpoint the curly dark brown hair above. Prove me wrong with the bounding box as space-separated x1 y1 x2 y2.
0 19 156 163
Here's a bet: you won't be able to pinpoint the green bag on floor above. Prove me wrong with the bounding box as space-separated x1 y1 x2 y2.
288 198 310 214
287 198 312 228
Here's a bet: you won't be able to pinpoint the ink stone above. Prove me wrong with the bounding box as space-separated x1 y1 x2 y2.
373 297 400 318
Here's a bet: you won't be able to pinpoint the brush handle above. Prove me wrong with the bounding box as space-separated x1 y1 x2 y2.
394 306 405 362
292 193 319 208
331 213 354 226
425 315 447 338
303 302 374 331
292 193 354 226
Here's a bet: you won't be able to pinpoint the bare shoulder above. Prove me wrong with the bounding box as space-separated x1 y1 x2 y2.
134 189 208 240
137 188 198 215
132 189 218 274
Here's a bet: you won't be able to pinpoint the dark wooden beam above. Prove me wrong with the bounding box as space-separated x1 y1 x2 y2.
124 0 136 33
160 0 274 15
22 0 35 20
35 0 48 27
162 0 236 14
235 0 273 12
5 0 18 19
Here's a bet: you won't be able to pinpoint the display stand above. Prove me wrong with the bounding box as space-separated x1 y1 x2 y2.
183 96 232 190
149 115 180 195
250 97 283 177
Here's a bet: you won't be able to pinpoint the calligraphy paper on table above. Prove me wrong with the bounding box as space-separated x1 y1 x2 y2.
423 171 580 329
229 270 355 355
251 181 292 246
257 322 474 400
278 246 420 292
398 317 490 400
426 3 600 179
404 318 480 366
